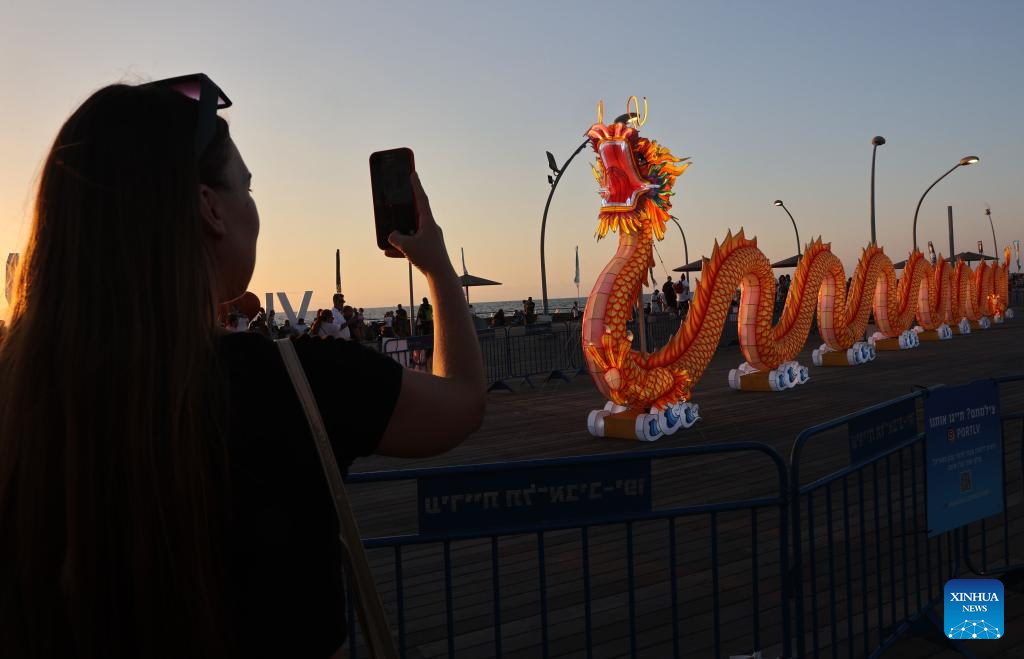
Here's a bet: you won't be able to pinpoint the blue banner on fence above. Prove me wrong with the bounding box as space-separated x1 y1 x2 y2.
925 381 1004 538
848 396 918 464
417 459 652 534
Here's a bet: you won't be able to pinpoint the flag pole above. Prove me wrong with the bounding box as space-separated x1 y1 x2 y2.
574 245 581 317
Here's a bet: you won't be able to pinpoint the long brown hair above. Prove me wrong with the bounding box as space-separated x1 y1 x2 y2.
0 83 235 657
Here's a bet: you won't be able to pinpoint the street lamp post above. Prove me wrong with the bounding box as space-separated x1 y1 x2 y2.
772 200 802 256
984 207 998 256
870 136 886 245
668 215 689 280
540 113 634 315
911 156 979 251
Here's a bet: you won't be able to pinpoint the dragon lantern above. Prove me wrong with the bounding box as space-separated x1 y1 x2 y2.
582 99 1012 441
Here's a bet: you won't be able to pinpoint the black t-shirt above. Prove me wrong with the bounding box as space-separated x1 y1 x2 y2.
662 282 678 303
217 332 403 657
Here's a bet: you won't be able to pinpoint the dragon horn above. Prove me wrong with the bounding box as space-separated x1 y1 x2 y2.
597 99 604 125
626 95 648 129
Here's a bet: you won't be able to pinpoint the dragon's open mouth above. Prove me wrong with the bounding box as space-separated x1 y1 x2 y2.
597 140 656 210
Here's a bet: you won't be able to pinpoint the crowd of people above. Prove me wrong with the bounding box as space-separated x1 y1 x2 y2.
653 275 692 316
217 293 442 343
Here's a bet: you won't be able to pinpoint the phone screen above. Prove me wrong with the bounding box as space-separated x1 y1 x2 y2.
370 148 417 255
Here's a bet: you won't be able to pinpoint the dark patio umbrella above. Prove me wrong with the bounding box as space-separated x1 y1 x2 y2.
458 248 501 303
672 258 705 273
458 273 502 303
952 251 996 263
892 259 907 270
770 254 801 269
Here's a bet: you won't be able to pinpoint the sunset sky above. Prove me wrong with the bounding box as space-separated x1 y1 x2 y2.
2 1 1023 317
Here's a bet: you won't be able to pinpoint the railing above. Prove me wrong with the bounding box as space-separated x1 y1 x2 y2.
340 377 1022 657
346 444 792 659
376 313 709 394
382 324 587 391
788 389 967 658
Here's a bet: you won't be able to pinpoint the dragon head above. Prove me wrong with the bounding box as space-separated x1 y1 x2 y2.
587 99 690 241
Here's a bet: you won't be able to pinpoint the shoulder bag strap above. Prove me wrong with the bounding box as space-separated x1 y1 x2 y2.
276 338 398 659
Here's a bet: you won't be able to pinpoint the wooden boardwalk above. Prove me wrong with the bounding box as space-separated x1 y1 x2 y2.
348 316 1024 658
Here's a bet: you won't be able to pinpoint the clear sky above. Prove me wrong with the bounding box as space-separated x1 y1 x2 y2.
2 1 1023 317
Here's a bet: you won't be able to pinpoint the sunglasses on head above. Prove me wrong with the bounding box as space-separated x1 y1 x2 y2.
144 73 232 159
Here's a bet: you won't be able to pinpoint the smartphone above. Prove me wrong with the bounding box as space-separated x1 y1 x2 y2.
370 148 418 258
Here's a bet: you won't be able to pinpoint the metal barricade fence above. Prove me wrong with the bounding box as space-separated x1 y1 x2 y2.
961 373 1024 578
626 314 681 352
381 324 588 392
476 328 512 388
346 444 792 659
788 390 965 659
496 322 586 390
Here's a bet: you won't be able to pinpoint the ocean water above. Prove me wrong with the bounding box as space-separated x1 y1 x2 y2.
357 295 654 320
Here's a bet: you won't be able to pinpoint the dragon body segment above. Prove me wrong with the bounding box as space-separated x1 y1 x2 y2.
581 104 1012 440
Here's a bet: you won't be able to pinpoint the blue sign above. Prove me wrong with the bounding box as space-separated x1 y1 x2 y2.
417 459 652 534
925 381 1004 538
848 397 918 464
405 335 433 350
944 579 1004 640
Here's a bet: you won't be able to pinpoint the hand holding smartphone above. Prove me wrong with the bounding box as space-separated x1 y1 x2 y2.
370 148 418 258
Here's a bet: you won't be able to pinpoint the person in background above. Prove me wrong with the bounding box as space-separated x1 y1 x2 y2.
492 307 505 327
662 276 678 313
525 296 536 323
351 307 367 341
247 308 270 337
310 309 339 339
294 316 308 335
416 296 433 335
342 306 359 340
728 289 741 320
395 303 409 336
330 293 349 339
0 78 485 658
678 278 690 317
570 301 581 320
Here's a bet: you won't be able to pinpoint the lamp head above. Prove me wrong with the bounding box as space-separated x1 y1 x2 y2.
960 156 979 166
871 136 886 146
773 200 784 207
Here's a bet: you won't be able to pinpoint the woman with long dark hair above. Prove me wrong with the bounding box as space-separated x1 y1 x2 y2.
0 76 485 658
